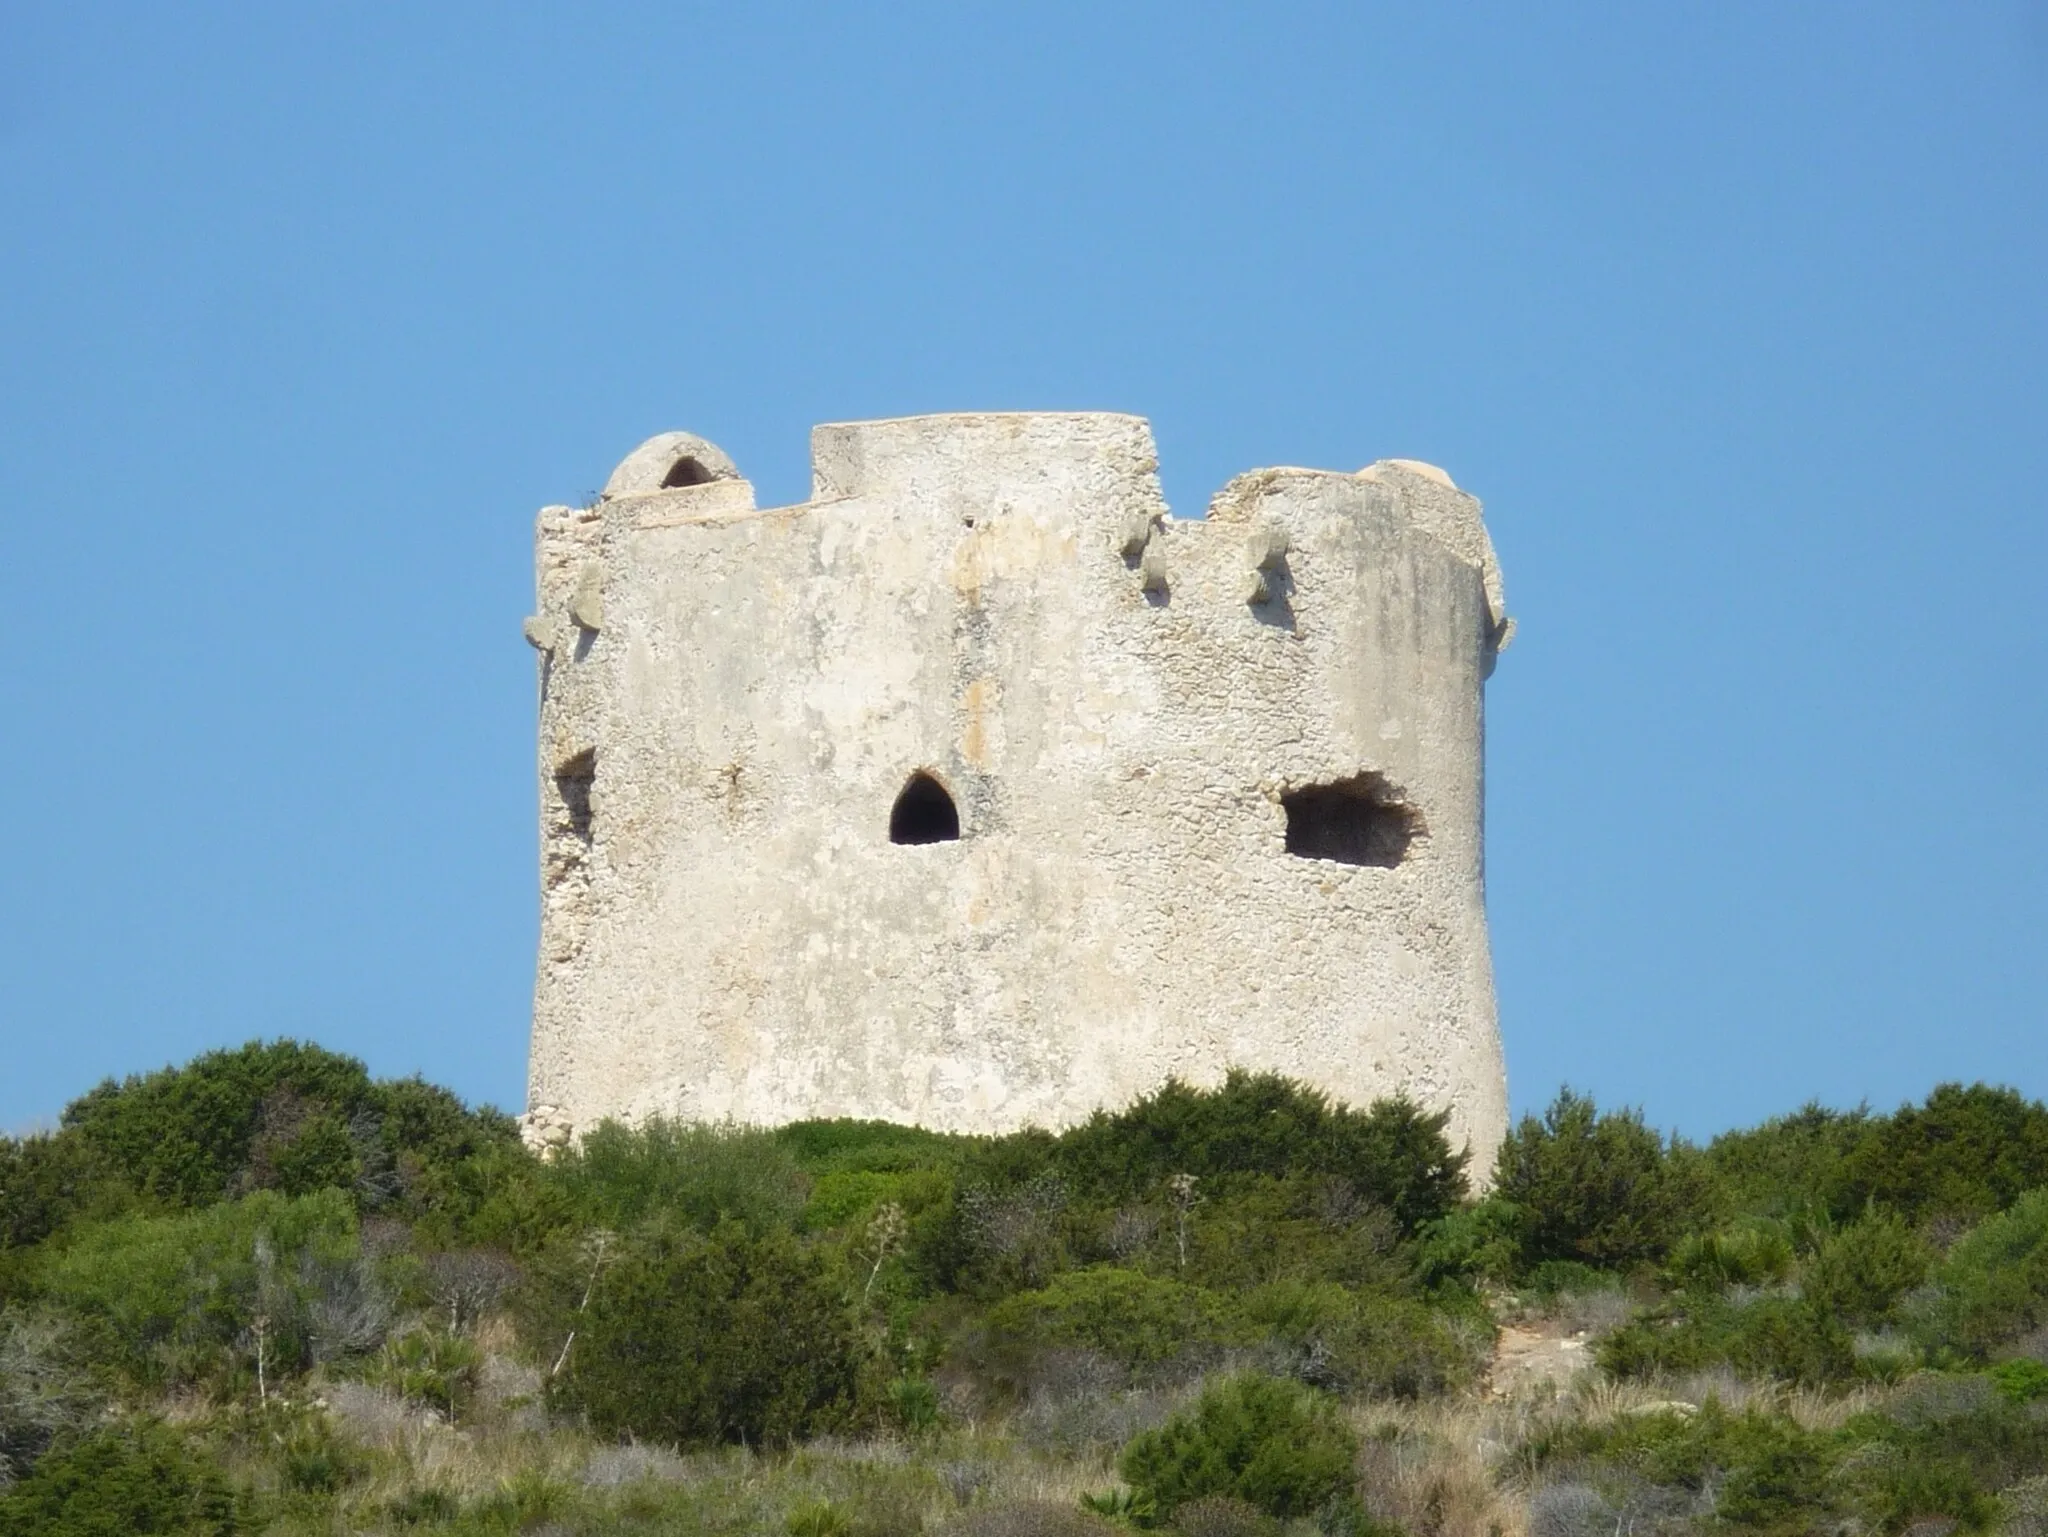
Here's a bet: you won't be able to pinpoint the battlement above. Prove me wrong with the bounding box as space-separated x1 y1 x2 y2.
524 413 1512 1166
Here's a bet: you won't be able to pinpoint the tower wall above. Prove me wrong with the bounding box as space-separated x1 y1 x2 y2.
524 413 1512 1167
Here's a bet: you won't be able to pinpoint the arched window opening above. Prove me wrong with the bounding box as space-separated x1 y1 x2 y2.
1282 774 1419 868
661 455 716 489
889 772 960 845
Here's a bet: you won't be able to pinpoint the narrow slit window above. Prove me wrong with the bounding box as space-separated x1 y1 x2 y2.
889 772 960 845
1282 774 1419 868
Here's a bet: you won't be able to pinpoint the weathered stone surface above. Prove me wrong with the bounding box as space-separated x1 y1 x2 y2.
523 413 1512 1169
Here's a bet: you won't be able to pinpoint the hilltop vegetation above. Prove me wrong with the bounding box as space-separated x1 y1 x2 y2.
5 1043 2048 1535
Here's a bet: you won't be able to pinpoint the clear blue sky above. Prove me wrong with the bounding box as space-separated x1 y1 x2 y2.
2 4 2043 1139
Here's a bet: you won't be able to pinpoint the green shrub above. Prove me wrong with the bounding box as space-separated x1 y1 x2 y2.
986 1269 1242 1368
269 1407 360 1494
367 1329 481 1421
560 1221 871 1447
1598 1294 1855 1385
60 1040 376 1209
0 1134 129 1254
1831 1083 2048 1224
544 1118 811 1237
1171 1175 1406 1292
1802 1212 1930 1328
34 1190 356 1389
1054 1073 1467 1234
0 1419 243 1536
1990 1358 2048 1404
885 1375 942 1434
775 1119 976 1178
1665 1220 1795 1292
1492 1089 1715 1270
1522 1394 2030 1535
1119 1373 1359 1522
1916 1189 2048 1359
800 1168 953 1232
1704 1103 1874 1224
1240 1280 1482 1398
1412 1197 1521 1286
47 1040 521 1232
1522 1402 1834 1526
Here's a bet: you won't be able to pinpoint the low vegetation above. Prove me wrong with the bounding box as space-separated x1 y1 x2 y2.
4 1041 2048 1533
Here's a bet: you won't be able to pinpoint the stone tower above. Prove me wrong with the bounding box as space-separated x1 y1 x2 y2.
522 413 1513 1167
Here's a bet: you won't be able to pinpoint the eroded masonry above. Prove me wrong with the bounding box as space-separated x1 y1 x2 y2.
522 414 1513 1167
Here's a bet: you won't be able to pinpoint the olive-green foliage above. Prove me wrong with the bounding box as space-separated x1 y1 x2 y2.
1702 1085 2048 1232
1491 1088 1714 1270
1803 1211 1931 1328
801 1169 954 1233
1665 1220 1795 1292
368 1328 482 1421
560 1220 872 1447
0 1419 243 1537
1239 1280 1482 1398
1172 1176 1407 1292
0 1133 127 1255
986 1269 1242 1368
1916 1188 2048 1360
1054 1072 1467 1234
2 1041 522 1248
32 1189 356 1389
60 1040 376 1208
1991 1358 2048 1404
1704 1103 1874 1224
775 1119 977 1179
923 1075 1466 1300
1598 1293 1855 1385
1527 1390 2044 1535
1119 1373 1360 1522
1831 1083 2048 1224
543 1118 811 1237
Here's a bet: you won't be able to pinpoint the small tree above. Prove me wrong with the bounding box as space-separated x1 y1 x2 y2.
1493 1088 1712 1270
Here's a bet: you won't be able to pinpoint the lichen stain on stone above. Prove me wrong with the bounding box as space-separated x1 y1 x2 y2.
960 676 1000 769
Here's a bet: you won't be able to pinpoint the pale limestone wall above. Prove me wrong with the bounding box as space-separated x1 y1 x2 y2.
523 413 1512 1170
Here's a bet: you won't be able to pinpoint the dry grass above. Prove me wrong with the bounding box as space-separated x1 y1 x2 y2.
1351 1395 1535 1537
1551 1367 1888 1431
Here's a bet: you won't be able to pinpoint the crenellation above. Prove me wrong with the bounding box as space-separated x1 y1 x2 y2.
524 412 1513 1170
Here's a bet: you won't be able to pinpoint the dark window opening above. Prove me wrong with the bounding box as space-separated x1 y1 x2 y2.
661 456 716 489
1282 774 1419 868
889 772 960 845
555 749 596 843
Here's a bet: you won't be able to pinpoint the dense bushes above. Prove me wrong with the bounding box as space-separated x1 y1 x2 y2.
33 1189 359 1391
985 1269 1241 1368
10 1038 2048 1532
1916 1188 2048 1360
1120 1373 1361 1523
0 1419 244 1537
1528 1390 2048 1535
1053 1073 1468 1233
1803 1211 1930 1328
1703 1084 2048 1230
556 1220 873 1447
544 1118 813 1237
1832 1083 2048 1223
1490 1089 1714 1269
0 1041 520 1255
